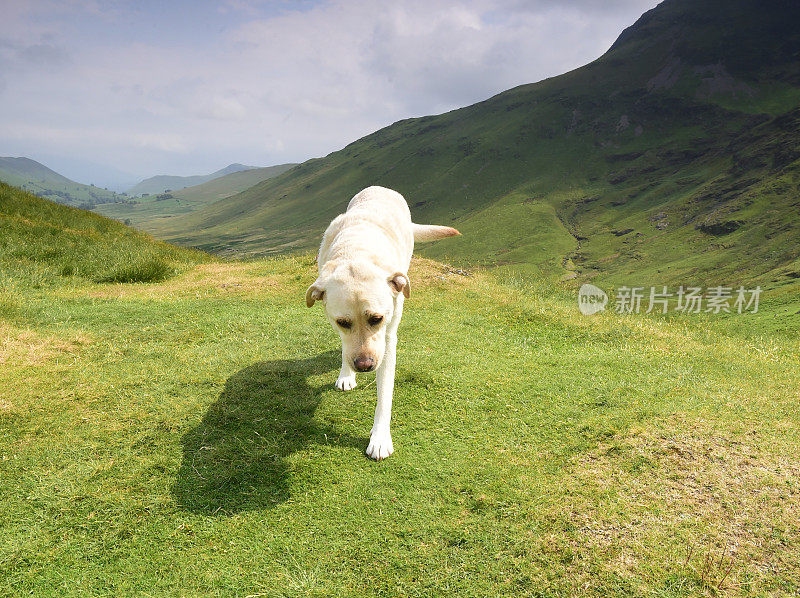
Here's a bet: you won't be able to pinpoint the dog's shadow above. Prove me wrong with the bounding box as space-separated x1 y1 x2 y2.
172 350 367 514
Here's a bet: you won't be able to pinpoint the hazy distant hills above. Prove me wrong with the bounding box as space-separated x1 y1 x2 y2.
151 0 800 287
0 156 125 208
170 164 296 204
94 163 296 228
126 163 260 197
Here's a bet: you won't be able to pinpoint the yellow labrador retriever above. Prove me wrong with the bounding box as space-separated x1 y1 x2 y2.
306 186 460 460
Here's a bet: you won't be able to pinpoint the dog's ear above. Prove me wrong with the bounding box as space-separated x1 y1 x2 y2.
305 283 325 307
388 272 410 298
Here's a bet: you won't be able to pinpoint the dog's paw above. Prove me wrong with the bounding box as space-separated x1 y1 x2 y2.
335 374 357 391
366 430 394 461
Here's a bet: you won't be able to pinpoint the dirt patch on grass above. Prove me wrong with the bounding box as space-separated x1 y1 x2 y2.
567 414 800 593
410 256 478 289
597 252 620 263
0 323 92 366
77 261 284 300
59 256 476 303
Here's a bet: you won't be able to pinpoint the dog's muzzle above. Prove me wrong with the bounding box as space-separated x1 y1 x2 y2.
353 356 375 372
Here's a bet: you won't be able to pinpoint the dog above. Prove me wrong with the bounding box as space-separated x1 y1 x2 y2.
306 186 460 460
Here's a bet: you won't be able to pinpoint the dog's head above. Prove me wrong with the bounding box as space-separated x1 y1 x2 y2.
306 261 409 372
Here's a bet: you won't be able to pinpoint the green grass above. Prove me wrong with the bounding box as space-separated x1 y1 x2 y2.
0 183 208 287
92 257 175 284
2 235 799 595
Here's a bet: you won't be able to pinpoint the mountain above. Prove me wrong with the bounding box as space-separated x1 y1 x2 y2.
0 156 126 208
94 163 296 228
23 154 142 192
170 164 296 204
151 0 800 289
126 163 259 197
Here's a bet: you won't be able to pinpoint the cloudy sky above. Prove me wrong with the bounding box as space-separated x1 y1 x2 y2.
0 0 659 189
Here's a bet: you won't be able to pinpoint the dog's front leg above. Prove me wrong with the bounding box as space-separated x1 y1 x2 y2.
366 295 403 460
336 349 357 391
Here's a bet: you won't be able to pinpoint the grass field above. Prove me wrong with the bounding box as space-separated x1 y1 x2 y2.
2 209 799 595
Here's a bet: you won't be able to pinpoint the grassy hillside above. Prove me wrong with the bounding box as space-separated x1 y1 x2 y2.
152 0 800 290
1 244 799 594
0 182 207 287
126 163 259 197
0 157 126 208
93 163 295 229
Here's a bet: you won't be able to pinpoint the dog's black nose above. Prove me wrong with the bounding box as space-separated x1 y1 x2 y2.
354 356 375 372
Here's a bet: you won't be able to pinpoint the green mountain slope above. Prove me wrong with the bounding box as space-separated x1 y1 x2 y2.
0 182 206 287
126 163 259 197
93 163 296 228
154 0 800 288
0 157 125 208
171 164 296 204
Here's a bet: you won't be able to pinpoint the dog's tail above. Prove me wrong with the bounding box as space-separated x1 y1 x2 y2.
412 223 461 242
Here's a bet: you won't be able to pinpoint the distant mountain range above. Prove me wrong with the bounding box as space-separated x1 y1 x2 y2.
147 0 800 288
0 156 125 208
126 164 260 197
94 163 296 228
0 158 294 217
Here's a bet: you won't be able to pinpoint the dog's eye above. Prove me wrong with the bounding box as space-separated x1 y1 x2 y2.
368 315 384 327
336 318 352 329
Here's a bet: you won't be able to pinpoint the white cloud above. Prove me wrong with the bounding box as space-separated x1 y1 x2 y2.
133 133 188 153
197 96 250 122
0 0 660 183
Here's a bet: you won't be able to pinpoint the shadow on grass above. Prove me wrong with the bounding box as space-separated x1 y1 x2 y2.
173 350 366 514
